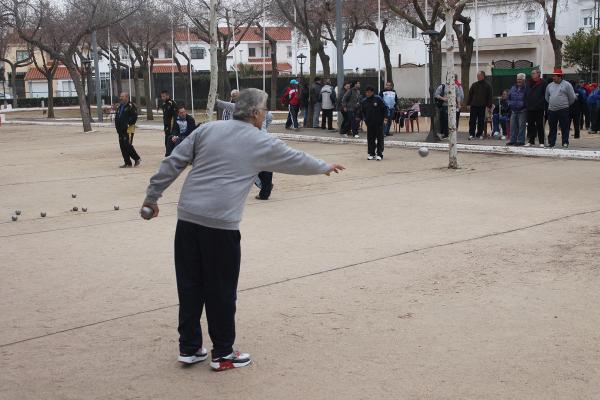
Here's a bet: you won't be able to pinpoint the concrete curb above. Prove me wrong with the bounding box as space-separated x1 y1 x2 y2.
273 133 600 161
3 119 599 161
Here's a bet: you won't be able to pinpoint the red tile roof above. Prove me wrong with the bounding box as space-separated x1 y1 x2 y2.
239 62 292 73
25 66 74 80
152 64 189 74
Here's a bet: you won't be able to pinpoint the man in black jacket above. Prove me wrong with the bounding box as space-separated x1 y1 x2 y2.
467 71 493 140
361 86 387 160
310 77 323 128
166 105 197 156
115 92 141 168
161 90 178 156
524 68 547 146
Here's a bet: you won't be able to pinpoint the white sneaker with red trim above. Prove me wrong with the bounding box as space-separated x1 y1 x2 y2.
210 351 252 371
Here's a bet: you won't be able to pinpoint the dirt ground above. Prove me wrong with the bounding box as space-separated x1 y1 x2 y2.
1 124 599 399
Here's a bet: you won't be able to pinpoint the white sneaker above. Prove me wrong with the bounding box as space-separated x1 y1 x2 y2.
210 351 252 371
524 143 532 147
376 156 382 161
479 136 484 140
493 131 499 137
178 348 209 364
539 144 545 148
468 135 474 140
367 155 375 160
500 135 506 140
354 134 359 138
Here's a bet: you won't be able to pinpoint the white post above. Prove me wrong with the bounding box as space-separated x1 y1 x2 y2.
127 43 132 95
445 4 458 169
262 0 266 92
187 26 195 117
540 16 546 75
206 0 219 121
231 14 240 90
475 0 479 71
424 0 429 101
377 0 381 92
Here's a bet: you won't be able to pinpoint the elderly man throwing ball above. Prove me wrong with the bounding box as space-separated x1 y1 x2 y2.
141 88 344 372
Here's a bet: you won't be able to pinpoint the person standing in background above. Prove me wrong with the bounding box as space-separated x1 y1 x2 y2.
341 80 361 138
281 79 300 130
467 71 493 140
524 68 547 147
310 77 323 128
319 79 336 131
380 82 398 137
115 92 141 168
166 105 197 157
361 86 387 161
506 73 527 146
545 68 576 148
160 90 178 157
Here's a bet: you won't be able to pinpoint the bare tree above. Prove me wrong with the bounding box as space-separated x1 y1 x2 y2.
534 0 562 68
97 27 130 102
177 0 261 98
3 0 138 132
114 1 170 120
453 6 474 92
0 27 32 108
206 0 218 121
255 23 279 109
29 46 57 117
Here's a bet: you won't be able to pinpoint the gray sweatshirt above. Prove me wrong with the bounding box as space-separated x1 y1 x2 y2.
144 119 329 230
545 80 576 111
216 99 235 120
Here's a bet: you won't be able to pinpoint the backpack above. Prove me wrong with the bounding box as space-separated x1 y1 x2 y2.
435 85 445 108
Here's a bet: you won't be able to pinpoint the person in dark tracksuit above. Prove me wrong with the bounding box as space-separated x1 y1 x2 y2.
115 92 140 168
524 68 547 146
166 105 197 157
467 71 493 140
161 90 178 157
361 86 387 160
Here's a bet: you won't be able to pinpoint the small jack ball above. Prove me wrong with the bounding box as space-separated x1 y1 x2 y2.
72 194 77 198
40 212 47 218
418 147 429 157
11 215 18 221
114 205 120 211
15 210 22 215
82 207 88 212
72 206 78 212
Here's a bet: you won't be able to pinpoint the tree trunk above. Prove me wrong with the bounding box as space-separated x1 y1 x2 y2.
270 44 278 110
430 37 443 138
217 52 230 100
379 31 393 86
206 0 219 121
445 7 459 169
548 26 563 68
47 76 55 118
141 65 154 120
114 67 123 101
317 46 331 78
10 64 18 108
133 71 141 107
65 62 92 132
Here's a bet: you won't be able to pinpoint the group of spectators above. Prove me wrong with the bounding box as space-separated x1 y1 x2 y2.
460 68 589 149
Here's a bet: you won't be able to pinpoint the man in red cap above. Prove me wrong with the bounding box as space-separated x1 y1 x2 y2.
545 68 576 148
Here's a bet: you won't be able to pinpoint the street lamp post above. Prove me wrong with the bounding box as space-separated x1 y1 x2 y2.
421 29 440 143
297 53 306 78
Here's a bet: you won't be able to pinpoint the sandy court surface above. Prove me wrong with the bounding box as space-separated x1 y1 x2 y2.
1 124 600 399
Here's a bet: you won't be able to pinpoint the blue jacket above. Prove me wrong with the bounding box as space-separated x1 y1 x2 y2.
586 88 600 108
507 85 526 112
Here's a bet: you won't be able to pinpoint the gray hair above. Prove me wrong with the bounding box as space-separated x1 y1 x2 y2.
517 73 526 80
233 88 268 121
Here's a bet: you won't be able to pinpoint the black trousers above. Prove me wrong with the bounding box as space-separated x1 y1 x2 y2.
547 108 570 147
321 109 333 130
581 103 589 129
570 106 581 138
367 123 384 157
527 109 545 145
117 126 140 166
174 220 241 358
439 106 448 137
468 105 486 137
257 171 273 199
340 110 349 134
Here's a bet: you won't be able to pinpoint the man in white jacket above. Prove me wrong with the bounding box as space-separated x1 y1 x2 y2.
320 79 336 131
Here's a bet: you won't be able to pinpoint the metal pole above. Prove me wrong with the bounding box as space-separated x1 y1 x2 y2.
231 17 239 90
424 0 429 100
171 24 175 99
262 0 266 92
377 0 381 92
92 31 103 122
187 25 195 117
475 0 479 71
425 47 439 143
108 28 113 103
127 44 132 95
336 0 344 130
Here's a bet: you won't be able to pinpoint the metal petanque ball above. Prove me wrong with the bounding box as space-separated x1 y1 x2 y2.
82 207 88 212
15 210 22 215
40 212 46 218
418 147 429 157
11 215 17 221
140 206 154 220
72 194 77 198
72 206 78 212
114 205 120 211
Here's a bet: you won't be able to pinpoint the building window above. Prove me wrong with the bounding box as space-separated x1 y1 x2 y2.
287 46 292 58
190 47 205 59
248 47 256 57
526 11 536 31
493 13 508 37
16 50 29 62
582 9 594 27
164 48 173 59
411 26 417 39
151 49 159 59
